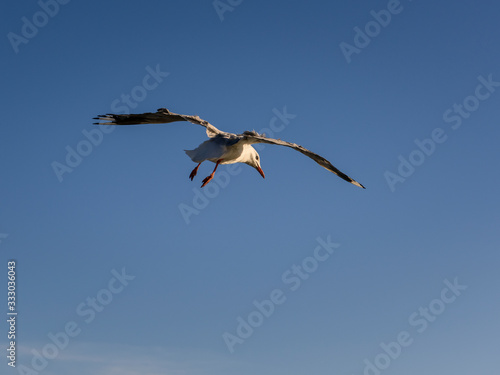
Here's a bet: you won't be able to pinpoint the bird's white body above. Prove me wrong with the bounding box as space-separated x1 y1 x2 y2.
185 138 255 165
184 137 264 185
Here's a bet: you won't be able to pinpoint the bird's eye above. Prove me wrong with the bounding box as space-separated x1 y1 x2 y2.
256 155 259 160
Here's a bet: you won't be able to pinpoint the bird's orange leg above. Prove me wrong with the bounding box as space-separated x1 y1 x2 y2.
189 163 201 181
201 159 222 188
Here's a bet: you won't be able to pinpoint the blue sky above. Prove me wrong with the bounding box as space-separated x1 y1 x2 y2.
1 0 499 374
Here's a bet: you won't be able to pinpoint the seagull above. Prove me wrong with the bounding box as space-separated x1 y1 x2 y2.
93 108 365 189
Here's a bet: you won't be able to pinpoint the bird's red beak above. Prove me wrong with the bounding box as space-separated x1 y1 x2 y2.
257 166 265 179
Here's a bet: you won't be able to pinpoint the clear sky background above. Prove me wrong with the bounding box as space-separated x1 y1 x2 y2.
1 0 499 374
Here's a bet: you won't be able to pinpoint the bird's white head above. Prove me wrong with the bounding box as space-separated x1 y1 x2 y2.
245 147 265 179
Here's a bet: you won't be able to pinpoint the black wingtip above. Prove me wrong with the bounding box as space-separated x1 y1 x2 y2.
93 114 116 125
350 180 366 189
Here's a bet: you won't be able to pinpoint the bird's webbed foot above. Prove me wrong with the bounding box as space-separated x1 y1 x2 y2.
201 174 214 188
189 163 201 181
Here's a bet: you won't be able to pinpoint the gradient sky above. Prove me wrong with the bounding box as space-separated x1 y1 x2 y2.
1 1 500 374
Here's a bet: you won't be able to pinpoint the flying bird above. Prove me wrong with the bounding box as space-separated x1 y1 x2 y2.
93 108 365 189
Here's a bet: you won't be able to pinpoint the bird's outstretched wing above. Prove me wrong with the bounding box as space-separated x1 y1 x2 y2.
241 131 365 188
94 108 223 138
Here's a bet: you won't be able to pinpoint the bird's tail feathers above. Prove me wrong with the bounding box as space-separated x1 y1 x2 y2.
184 149 200 163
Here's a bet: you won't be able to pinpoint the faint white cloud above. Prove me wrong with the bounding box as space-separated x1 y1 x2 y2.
17 342 241 375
